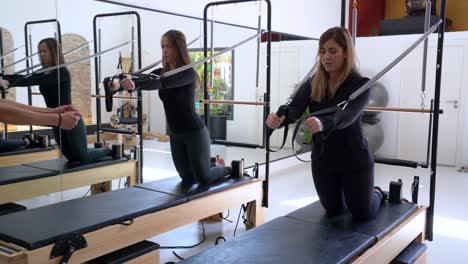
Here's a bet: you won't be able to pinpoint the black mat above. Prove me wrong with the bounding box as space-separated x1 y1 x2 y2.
0 165 57 185
0 146 55 157
0 187 184 250
286 200 418 239
180 216 375 264
23 157 130 173
136 176 253 200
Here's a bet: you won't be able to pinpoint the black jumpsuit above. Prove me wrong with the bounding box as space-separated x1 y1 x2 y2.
8 69 110 163
134 68 231 186
283 72 380 220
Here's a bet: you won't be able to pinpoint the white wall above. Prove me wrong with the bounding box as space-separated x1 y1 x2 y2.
108 0 341 38
356 32 468 166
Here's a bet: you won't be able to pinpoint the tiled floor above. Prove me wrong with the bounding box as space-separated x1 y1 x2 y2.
17 140 468 263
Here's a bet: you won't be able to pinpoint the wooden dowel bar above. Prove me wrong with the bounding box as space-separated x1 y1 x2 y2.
199 99 268 106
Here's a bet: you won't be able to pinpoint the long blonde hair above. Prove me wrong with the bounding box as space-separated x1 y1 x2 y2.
311 27 357 102
161 30 200 87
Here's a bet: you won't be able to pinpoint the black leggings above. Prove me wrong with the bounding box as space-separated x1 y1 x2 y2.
169 127 231 186
0 138 27 152
311 163 380 220
54 117 111 163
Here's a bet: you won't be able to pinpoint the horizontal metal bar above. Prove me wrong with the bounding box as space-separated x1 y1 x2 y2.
349 20 442 101
0 45 24 60
200 99 267 106
13 41 92 75
101 128 136 135
211 139 261 149
33 40 134 75
0 51 38 71
135 35 203 74
162 32 260 78
365 106 443 114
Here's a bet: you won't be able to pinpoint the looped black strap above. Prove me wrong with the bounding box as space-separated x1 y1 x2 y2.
120 219 134 226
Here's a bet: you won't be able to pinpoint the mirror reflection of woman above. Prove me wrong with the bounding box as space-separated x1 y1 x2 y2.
0 38 111 163
112 30 231 187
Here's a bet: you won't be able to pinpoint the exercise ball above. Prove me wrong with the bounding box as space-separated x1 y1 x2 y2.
362 122 384 153
364 82 389 122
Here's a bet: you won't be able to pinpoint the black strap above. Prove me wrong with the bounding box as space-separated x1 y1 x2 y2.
267 125 289 152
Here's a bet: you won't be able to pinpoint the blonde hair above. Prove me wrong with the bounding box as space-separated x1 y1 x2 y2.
311 27 357 102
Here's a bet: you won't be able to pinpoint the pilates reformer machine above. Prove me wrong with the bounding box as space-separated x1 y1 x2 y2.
0 0 447 263
0 17 141 204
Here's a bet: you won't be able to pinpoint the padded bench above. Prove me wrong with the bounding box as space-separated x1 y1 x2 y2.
179 201 426 264
0 175 264 263
0 147 60 167
0 157 138 204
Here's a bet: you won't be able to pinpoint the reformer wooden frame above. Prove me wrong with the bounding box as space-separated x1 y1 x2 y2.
0 159 138 204
353 206 427 264
0 148 60 167
0 178 264 264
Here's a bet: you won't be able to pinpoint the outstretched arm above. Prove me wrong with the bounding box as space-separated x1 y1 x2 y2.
0 99 80 129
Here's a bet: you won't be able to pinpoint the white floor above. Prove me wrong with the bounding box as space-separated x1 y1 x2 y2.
17 140 468 263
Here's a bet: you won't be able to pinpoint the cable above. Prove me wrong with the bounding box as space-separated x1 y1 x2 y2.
81 187 91 198
221 209 233 223
160 221 206 249
233 205 244 237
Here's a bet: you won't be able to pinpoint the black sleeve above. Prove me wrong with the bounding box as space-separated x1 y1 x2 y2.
281 80 311 126
134 68 196 91
8 74 44 87
316 77 370 133
10 69 68 88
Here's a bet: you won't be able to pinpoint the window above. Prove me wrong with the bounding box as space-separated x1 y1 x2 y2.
189 48 234 120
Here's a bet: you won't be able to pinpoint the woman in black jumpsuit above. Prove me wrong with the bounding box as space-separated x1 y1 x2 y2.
1 38 110 163
115 30 231 186
267 27 383 220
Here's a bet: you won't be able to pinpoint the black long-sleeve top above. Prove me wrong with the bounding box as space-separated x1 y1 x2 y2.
8 68 71 108
283 72 373 170
134 68 204 133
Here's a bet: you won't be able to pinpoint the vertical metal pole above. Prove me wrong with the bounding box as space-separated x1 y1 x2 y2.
203 8 210 127
263 0 271 207
421 0 431 97
210 9 215 89
255 6 261 88
131 26 135 73
341 0 346 27
0 29 7 139
352 1 357 44
427 0 447 242
93 19 102 143
28 33 33 134
135 13 143 183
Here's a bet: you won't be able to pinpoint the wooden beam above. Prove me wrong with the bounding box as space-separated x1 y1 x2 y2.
0 160 138 204
353 206 427 264
0 149 60 167
0 179 264 264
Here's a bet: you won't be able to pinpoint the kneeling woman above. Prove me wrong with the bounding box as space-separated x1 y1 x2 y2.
0 38 110 163
267 27 384 220
112 30 231 186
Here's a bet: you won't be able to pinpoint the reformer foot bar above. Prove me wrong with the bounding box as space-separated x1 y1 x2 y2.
0 157 138 204
0 147 60 167
180 201 427 264
0 176 264 264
